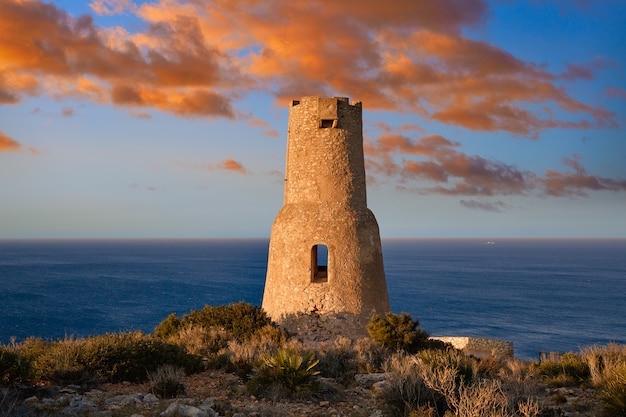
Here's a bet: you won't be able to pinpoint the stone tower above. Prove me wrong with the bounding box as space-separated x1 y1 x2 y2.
262 96 390 327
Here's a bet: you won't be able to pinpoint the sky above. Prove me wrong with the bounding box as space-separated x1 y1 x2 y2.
1 0 625 238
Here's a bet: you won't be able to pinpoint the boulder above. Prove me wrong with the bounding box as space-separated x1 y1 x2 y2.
160 401 210 417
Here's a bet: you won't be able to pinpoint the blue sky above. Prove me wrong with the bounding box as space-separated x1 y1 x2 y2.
1 0 625 238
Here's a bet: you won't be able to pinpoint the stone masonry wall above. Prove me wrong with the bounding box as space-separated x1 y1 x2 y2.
431 336 515 358
262 97 389 324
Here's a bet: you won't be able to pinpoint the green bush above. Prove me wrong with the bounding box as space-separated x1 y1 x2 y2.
0 346 32 385
31 332 202 384
155 302 276 342
79 332 202 382
532 352 590 386
367 312 434 353
33 337 93 386
154 313 182 338
249 349 320 397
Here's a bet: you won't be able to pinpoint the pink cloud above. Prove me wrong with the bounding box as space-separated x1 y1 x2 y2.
366 126 626 199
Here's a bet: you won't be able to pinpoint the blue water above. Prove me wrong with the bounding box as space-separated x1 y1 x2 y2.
1 239 624 359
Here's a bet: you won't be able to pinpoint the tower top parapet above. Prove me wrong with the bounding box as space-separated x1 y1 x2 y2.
284 96 366 207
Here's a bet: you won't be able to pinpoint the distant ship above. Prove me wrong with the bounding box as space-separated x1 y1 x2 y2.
486 241 496 245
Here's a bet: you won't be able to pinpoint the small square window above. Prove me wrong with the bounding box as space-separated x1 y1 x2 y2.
320 119 337 128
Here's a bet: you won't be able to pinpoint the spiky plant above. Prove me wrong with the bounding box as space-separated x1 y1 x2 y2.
250 349 320 395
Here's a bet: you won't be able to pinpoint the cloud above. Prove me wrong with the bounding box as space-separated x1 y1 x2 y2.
540 155 626 197
560 57 615 81
0 0 617 136
62 106 74 117
175 158 250 174
460 199 507 212
89 0 133 16
366 127 626 199
0 131 22 153
0 0 236 118
217 158 249 174
0 131 39 155
366 132 536 196
607 86 626 100
248 118 280 138
130 182 156 191
129 110 152 119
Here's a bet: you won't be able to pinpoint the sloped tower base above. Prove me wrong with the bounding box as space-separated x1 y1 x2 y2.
263 204 389 322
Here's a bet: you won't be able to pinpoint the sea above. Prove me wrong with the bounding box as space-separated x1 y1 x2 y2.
0 239 624 360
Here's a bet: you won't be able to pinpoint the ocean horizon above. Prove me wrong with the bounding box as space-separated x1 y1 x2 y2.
1 238 625 360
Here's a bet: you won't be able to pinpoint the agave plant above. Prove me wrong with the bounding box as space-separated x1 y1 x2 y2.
254 349 320 391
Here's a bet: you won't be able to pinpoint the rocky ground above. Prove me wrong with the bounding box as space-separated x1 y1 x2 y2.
2 368 604 417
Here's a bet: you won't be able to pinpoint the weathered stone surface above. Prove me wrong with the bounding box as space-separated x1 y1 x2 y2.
143 393 160 403
431 336 514 358
104 393 144 407
160 401 209 417
63 395 97 415
24 395 39 404
263 96 390 329
354 373 387 387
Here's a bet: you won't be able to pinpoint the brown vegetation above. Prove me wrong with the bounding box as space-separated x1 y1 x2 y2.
1 306 625 416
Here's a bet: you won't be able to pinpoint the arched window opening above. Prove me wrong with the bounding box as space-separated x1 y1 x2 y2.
311 244 328 283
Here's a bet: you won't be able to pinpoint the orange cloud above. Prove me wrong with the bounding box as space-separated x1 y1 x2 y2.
0 0 618 136
0 0 236 118
0 131 21 152
217 158 248 175
175 158 250 174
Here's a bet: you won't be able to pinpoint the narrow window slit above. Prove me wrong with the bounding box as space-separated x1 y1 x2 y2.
311 244 328 283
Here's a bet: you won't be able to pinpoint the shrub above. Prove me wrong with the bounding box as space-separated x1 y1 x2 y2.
599 364 626 417
155 302 276 342
417 348 474 385
225 325 287 378
380 352 444 416
79 332 202 382
316 337 358 384
367 312 433 353
0 346 32 385
580 343 626 386
167 325 231 359
353 337 387 374
32 336 93 386
148 365 186 399
31 332 202 384
249 349 320 397
532 352 590 386
154 313 182 338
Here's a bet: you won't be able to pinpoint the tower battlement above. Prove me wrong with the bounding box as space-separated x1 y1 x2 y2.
262 97 390 330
